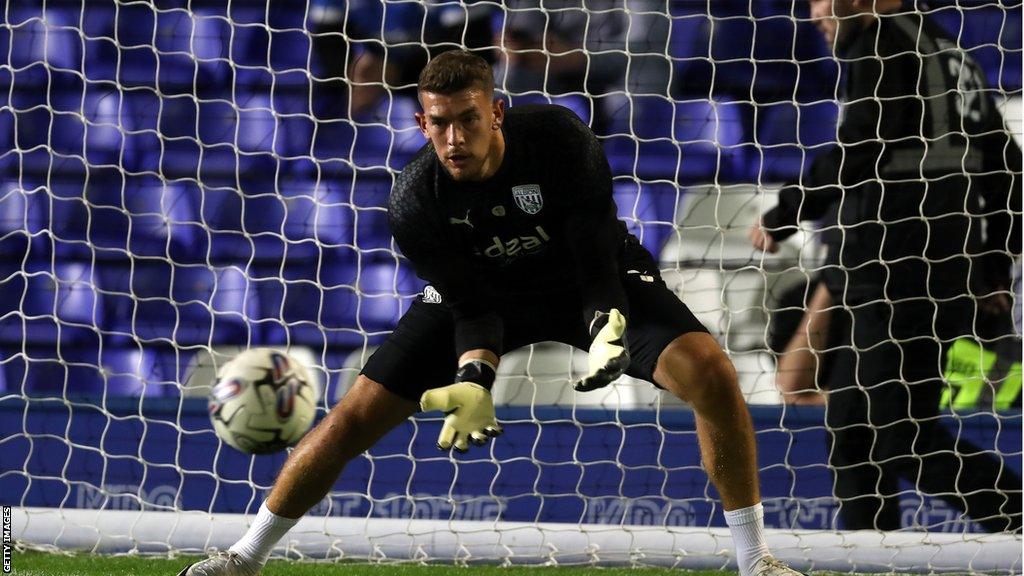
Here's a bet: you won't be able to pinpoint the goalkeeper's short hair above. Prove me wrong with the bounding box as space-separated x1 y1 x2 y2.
417 49 494 96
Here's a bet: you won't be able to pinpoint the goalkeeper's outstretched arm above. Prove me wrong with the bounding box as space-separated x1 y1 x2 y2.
557 109 631 392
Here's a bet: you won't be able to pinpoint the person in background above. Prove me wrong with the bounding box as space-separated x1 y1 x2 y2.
749 0 1022 532
769 279 832 406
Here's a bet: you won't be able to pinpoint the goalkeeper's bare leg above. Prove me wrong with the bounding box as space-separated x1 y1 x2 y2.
265 376 418 517
178 376 417 576
654 331 801 576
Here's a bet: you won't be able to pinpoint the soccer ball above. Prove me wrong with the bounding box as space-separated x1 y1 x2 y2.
208 348 319 455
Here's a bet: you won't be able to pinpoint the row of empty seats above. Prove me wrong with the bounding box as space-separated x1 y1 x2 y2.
1 178 688 262
3 2 1018 95
1 92 840 182
0 345 359 399
0 176 395 262
0 258 422 349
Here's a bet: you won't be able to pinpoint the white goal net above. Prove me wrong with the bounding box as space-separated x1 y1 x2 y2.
2 0 1021 573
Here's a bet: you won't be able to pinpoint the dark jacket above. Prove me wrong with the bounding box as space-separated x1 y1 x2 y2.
762 11 1021 317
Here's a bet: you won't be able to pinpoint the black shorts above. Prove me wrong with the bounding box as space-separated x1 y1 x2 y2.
361 267 710 402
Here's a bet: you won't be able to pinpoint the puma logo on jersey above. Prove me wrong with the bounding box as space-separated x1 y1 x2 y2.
422 286 443 304
449 210 473 228
478 225 551 259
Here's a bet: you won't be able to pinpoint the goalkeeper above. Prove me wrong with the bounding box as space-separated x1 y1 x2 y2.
749 0 1022 532
181 50 803 576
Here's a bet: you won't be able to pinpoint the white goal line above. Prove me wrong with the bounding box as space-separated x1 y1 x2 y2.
12 507 1020 573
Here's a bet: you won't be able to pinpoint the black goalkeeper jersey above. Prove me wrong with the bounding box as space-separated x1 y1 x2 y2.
388 104 652 356
762 11 1022 310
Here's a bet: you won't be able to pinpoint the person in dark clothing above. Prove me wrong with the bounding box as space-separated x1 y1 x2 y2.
180 51 805 576
750 0 1022 532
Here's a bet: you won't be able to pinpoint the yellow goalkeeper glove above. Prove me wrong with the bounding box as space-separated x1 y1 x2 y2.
420 360 503 452
575 309 630 392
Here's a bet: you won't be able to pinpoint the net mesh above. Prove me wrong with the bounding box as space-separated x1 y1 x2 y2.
1 0 1021 571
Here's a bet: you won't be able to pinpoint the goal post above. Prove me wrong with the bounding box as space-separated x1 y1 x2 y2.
1 0 1021 573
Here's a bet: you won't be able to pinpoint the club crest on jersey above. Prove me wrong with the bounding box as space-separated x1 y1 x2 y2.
512 184 543 215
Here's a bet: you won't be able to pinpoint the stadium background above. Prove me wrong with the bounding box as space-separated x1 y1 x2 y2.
0 0 1021 546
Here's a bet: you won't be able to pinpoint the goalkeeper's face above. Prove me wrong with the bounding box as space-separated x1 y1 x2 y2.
417 88 506 182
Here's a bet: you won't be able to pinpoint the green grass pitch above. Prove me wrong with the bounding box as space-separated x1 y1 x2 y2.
12 550 739 576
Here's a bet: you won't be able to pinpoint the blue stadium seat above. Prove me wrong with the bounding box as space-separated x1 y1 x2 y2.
347 179 393 252
150 346 196 396
125 93 201 178
256 249 370 347
307 95 425 173
351 122 401 172
120 90 161 172
606 97 748 182
0 345 166 397
0 262 103 346
668 8 713 97
755 101 839 182
750 16 801 100
230 14 270 72
675 99 749 183
269 29 311 76
96 346 165 396
99 8 230 90
0 180 46 261
605 95 676 179
0 99 12 155
196 95 278 180
241 184 353 264
46 178 92 259
322 349 359 405
79 3 114 40
505 93 593 126
6 7 80 74
235 93 279 154
275 94 315 159
112 179 201 260
613 182 679 256
46 92 89 165
376 96 427 158
311 119 357 175
358 257 422 332
0 347 100 397
9 87 64 174
195 185 255 263
194 181 348 264
709 16 756 95
280 181 355 254
102 3 160 88
99 262 255 346
231 11 315 87
45 176 196 260
50 88 127 168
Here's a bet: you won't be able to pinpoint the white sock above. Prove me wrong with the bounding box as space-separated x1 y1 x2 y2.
724 502 772 576
229 502 300 567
